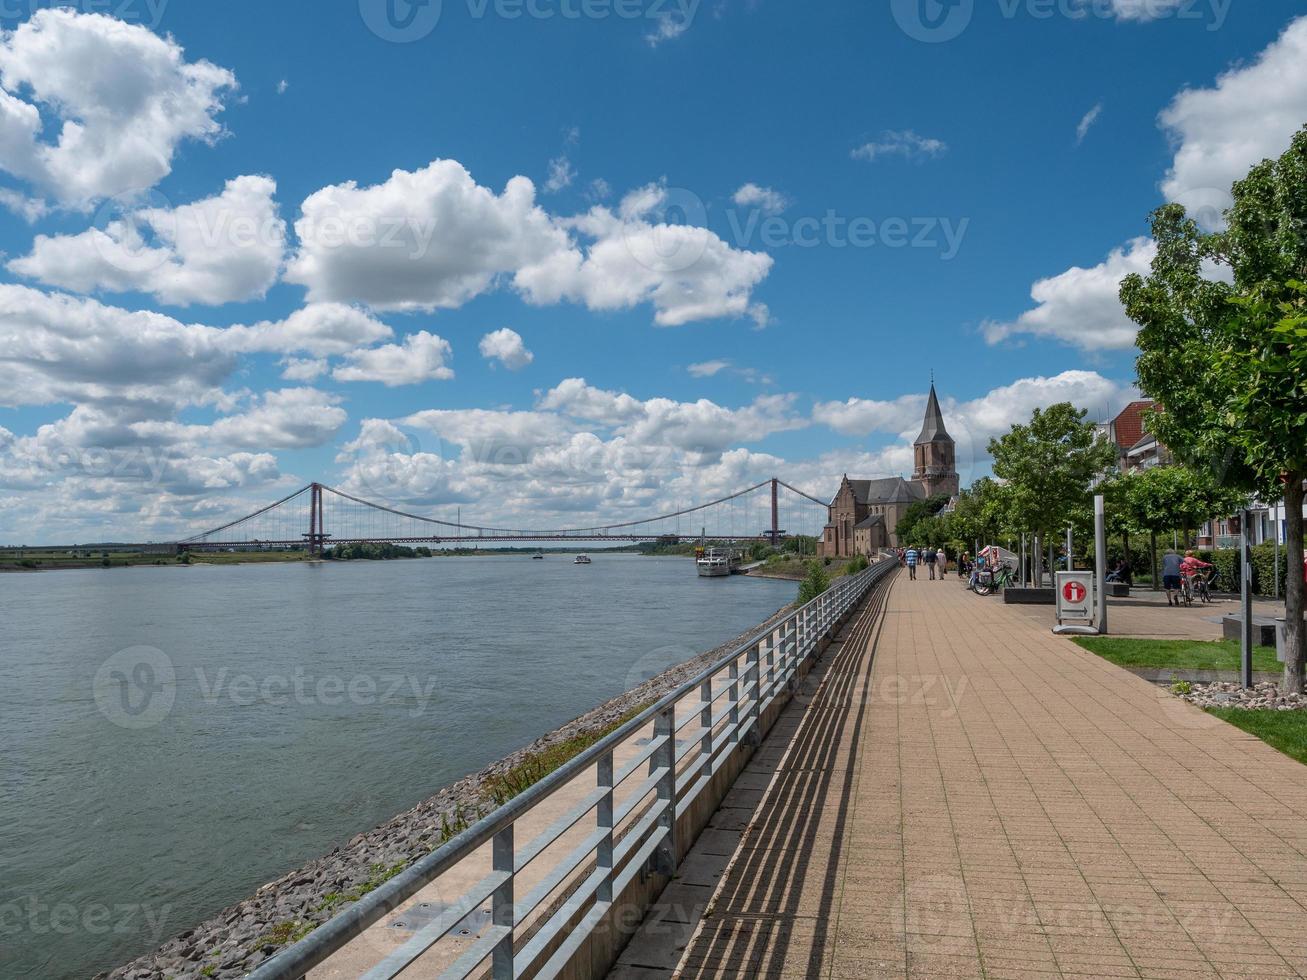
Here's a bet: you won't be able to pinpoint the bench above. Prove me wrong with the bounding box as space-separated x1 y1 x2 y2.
1004 588 1056 605
1222 616 1279 648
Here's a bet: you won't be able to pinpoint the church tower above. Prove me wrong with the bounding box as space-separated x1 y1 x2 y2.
913 383 959 498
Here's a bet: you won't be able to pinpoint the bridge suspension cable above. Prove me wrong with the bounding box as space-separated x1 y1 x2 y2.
178 477 831 550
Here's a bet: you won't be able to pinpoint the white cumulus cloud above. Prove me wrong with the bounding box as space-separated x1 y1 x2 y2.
479 328 534 371
285 159 568 313
515 182 773 327
286 162 773 327
224 303 394 358
732 183 788 214
333 331 455 386
0 9 236 207
1160 16 1307 230
982 238 1156 351
9 175 285 306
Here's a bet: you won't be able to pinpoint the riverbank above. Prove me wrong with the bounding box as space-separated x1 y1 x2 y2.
95 602 795 980
744 555 859 582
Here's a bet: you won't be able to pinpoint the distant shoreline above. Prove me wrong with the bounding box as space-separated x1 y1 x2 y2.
0 550 696 573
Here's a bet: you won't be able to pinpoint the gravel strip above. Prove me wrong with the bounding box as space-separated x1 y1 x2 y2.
97 602 795 980
1177 680 1307 711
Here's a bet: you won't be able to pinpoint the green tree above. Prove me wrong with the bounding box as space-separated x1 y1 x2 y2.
1127 465 1247 546
796 560 830 605
988 403 1116 562
894 492 952 546
947 477 1010 551
1121 125 1307 690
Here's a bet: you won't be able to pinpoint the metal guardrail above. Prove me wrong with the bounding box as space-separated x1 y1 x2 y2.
247 558 897 980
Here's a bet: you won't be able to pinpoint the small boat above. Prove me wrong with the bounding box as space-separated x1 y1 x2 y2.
574 555 592 565
531 550 545 560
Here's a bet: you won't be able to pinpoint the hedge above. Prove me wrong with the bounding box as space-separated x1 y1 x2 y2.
1081 542 1297 596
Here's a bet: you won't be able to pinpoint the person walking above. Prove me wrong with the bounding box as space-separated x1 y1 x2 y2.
958 552 970 580
1162 548 1184 606
936 548 948 580
924 546 937 580
905 546 919 580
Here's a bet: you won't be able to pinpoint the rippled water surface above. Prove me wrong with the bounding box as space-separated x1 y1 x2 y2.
0 555 795 979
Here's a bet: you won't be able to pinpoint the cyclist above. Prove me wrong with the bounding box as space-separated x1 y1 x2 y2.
1181 551 1214 603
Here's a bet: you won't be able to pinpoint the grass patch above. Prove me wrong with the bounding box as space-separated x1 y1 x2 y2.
313 859 411 918
482 704 651 808
1072 636 1280 674
256 918 315 949
1207 708 1307 766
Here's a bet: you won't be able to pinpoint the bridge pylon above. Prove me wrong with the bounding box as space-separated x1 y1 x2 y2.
303 482 329 557
770 478 780 548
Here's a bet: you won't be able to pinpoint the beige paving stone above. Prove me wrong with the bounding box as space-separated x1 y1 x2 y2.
617 576 1307 980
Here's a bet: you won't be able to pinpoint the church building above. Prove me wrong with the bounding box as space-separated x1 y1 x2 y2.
818 383 960 557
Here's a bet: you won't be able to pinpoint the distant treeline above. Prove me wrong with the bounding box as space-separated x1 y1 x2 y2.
324 542 433 561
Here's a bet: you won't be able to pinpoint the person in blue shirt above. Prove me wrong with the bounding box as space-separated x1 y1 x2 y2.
904 547 919 580
1162 549 1184 606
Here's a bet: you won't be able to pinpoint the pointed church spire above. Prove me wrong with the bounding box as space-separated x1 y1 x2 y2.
916 382 951 445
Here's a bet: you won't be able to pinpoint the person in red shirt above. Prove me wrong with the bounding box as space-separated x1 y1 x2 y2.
1181 551 1212 578
1181 551 1215 601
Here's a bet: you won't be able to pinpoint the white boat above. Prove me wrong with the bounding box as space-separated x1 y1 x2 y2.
696 549 733 578
574 554 592 564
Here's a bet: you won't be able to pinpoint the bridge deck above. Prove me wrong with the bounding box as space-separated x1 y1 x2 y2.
616 572 1307 979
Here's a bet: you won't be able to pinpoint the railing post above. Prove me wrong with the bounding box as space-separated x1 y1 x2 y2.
727 660 740 744
745 643 761 745
597 752 614 904
764 631 776 703
785 616 800 695
650 705 677 875
698 679 713 786
492 825 514 980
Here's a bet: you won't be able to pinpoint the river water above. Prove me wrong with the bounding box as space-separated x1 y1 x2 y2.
0 555 795 979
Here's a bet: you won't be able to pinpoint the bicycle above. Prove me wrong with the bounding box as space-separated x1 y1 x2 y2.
1178 571 1212 607
973 562 1015 597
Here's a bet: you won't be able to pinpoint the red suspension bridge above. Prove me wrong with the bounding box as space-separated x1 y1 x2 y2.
178 479 831 555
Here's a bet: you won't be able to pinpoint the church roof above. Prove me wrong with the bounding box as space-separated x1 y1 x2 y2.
846 477 927 506
854 514 886 530
915 384 952 445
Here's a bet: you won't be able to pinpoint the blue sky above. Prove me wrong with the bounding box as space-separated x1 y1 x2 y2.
0 0 1304 542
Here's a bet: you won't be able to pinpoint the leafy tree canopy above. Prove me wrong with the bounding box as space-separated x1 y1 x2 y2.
1121 124 1307 690
987 402 1116 541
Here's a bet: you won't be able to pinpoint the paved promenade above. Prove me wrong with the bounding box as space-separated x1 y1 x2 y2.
616 571 1307 979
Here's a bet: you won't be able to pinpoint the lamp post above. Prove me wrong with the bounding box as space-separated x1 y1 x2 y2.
1095 494 1108 635
1241 508 1254 690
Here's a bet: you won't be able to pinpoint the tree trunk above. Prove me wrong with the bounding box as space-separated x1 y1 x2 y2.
1150 531 1159 592
1284 473 1305 695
